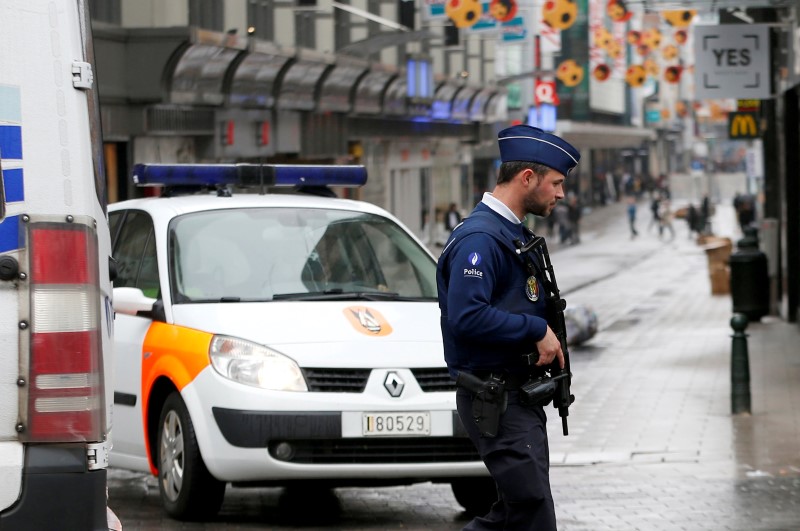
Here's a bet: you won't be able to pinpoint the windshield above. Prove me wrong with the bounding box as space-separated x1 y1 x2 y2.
168 207 437 302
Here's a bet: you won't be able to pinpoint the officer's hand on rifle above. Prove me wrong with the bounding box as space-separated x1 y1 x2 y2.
535 326 565 369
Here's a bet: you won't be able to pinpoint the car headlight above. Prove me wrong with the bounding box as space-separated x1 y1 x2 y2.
209 335 308 391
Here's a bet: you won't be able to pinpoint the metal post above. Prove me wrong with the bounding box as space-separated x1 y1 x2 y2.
730 313 751 414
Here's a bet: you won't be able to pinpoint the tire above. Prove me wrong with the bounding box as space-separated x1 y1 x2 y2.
451 477 498 517
157 392 226 520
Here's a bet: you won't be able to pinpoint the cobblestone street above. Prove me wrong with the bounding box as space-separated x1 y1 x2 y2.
109 180 800 530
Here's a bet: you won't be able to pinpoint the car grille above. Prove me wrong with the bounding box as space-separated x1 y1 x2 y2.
269 437 480 464
303 367 456 393
303 368 371 392
410 368 456 392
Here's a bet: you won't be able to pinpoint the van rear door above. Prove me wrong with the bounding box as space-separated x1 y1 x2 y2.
0 1 114 529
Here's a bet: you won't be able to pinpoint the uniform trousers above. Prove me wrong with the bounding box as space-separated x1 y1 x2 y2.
456 388 556 531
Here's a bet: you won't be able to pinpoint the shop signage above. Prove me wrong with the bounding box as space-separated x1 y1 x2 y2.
728 111 760 139
694 24 771 99
534 80 559 106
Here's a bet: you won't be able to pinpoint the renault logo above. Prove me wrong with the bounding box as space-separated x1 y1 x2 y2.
384 372 405 397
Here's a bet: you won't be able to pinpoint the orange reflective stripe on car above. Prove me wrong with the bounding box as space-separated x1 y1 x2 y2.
142 321 214 390
140 322 214 474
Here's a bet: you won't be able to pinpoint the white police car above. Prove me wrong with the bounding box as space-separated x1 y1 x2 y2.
108 164 493 520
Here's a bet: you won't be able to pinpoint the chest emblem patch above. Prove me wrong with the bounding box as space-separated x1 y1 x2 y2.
525 276 540 302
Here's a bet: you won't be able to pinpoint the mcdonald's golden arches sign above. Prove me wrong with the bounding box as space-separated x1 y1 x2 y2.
728 112 759 139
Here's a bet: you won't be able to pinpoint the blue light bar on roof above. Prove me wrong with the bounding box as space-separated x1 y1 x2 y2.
131 163 368 188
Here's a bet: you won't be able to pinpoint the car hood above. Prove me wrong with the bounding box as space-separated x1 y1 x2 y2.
170 301 445 368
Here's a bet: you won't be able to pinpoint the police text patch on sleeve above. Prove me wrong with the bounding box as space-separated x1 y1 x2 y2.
463 252 484 278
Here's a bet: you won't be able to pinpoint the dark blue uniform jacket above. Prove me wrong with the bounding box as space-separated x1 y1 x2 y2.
437 202 549 377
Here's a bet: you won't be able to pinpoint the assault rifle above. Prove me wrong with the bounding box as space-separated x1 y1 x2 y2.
514 235 575 436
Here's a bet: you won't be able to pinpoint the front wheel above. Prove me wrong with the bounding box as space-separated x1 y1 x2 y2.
451 477 498 516
157 392 226 520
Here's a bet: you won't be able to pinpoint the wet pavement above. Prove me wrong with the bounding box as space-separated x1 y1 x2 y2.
544 191 800 530
108 174 800 530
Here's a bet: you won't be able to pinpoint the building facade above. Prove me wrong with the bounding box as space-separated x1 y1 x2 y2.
91 0 654 240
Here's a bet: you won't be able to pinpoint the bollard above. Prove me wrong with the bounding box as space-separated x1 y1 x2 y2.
729 227 769 321
730 313 751 414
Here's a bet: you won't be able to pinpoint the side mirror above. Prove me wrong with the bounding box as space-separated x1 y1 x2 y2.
113 287 156 317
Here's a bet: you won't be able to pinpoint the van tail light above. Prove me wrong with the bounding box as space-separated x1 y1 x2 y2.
23 220 106 442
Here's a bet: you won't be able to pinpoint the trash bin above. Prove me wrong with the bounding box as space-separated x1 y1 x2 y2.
729 227 769 321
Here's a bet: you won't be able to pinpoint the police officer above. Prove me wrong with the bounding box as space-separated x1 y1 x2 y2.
437 124 580 530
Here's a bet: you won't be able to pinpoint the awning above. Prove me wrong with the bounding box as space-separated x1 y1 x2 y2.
555 121 656 149
353 65 397 115
431 80 460 120
451 86 479 121
484 91 508 123
276 49 334 111
383 75 407 116
169 29 247 106
100 26 509 124
318 56 369 113
468 88 496 122
229 41 293 108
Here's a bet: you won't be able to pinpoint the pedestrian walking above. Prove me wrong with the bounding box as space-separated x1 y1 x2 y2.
436 124 579 531
658 198 675 241
604 170 617 203
700 195 711 234
553 202 571 244
546 210 557 238
627 195 638 238
621 171 634 197
445 202 463 233
686 203 700 239
567 193 581 244
734 193 755 231
647 192 661 233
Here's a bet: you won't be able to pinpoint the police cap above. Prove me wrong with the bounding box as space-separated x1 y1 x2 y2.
498 124 580 176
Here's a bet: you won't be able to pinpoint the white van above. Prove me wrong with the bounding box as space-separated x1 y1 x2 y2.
0 1 115 529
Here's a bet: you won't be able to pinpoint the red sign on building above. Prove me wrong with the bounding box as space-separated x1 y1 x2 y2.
534 80 559 106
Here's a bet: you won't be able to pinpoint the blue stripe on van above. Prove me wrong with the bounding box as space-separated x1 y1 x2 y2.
3 167 23 202
0 215 21 253
0 125 22 160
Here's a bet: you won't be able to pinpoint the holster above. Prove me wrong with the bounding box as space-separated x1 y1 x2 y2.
456 372 507 438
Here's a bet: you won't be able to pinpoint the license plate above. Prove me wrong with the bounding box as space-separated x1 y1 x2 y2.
362 412 431 436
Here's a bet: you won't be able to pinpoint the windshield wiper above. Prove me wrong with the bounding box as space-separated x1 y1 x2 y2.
272 289 434 302
182 296 257 303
